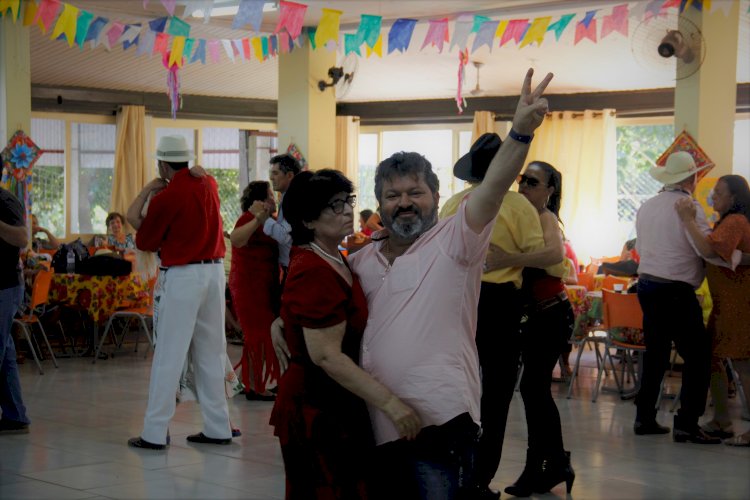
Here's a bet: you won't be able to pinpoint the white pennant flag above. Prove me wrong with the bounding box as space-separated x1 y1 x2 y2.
450 15 474 52
221 39 235 62
711 0 733 16
120 25 143 47
232 39 245 60
137 28 156 56
628 1 649 22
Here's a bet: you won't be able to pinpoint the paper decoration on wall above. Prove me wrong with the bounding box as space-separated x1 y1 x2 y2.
456 48 469 114
162 51 183 118
450 15 473 51
695 176 719 224
50 2 77 46
547 14 575 41
35 0 62 34
275 1 306 39
500 19 529 47
315 8 341 48
472 20 499 53
601 4 629 39
421 18 449 53
520 16 550 47
655 130 714 182
574 10 598 45
232 0 264 31
357 14 381 48
388 18 417 54
286 143 307 169
0 0 22 21
1 130 43 217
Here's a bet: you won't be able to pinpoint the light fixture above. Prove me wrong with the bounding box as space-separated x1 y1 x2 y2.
190 1 278 19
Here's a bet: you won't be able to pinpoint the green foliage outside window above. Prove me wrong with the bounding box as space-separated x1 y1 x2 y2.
207 168 242 231
31 166 65 235
616 124 674 222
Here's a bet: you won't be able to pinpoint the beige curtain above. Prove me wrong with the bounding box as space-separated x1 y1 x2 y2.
471 111 496 143
335 115 360 181
111 105 148 232
525 109 619 264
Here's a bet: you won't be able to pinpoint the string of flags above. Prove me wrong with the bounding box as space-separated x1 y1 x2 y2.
0 0 744 68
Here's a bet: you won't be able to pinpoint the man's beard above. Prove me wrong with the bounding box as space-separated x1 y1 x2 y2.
382 204 438 240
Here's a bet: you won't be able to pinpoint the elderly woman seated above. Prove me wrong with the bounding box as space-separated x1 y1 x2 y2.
31 214 60 251
89 212 135 254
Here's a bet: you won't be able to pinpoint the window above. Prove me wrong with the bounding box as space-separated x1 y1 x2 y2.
31 118 65 235
203 127 242 230
735 118 750 179
70 123 116 234
357 133 378 213
616 124 674 222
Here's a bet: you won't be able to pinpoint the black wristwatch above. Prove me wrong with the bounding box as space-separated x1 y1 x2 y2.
508 129 533 144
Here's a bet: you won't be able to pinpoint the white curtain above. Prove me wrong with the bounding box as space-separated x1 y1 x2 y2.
525 109 620 264
471 111 496 143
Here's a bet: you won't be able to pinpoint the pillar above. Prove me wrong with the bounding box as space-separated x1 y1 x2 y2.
277 42 336 170
674 2 740 176
0 15 31 144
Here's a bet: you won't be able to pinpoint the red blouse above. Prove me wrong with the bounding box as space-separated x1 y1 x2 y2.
709 213 750 262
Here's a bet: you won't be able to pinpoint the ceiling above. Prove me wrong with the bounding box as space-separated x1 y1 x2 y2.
29 0 750 103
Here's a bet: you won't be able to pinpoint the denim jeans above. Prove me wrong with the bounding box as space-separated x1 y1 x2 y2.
373 413 480 500
0 284 29 424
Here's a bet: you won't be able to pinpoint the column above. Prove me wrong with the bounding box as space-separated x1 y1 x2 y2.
277 42 336 170
0 15 31 144
673 2 740 176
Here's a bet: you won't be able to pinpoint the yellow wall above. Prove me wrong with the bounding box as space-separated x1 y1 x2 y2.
0 17 31 143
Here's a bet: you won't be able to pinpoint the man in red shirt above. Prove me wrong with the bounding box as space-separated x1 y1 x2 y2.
126 136 232 450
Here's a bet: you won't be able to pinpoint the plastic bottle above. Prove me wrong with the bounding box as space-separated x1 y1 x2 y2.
66 248 76 273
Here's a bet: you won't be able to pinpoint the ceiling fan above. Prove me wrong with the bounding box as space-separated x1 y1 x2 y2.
469 61 484 96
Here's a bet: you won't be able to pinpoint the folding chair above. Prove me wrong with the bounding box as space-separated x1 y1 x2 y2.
12 269 59 375
93 276 157 363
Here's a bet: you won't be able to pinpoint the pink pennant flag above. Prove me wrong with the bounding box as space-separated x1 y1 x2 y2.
34 0 62 34
574 13 597 45
153 32 170 54
661 0 682 8
104 22 126 50
274 1 307 39
207 39 221 63
160 0 176 16
242 38 252 60
601 4 629 38
499 19 529 47
279 32 290 53
420 18 449 53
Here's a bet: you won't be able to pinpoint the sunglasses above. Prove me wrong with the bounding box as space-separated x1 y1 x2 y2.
327 195 357 214
517 174 542 188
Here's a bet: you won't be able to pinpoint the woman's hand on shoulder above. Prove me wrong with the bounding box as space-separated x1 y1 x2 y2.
674 197 696 222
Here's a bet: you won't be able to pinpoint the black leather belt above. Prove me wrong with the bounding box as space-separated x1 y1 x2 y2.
188 258 223 265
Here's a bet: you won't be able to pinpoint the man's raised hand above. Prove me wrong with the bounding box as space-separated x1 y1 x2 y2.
512 68 554 136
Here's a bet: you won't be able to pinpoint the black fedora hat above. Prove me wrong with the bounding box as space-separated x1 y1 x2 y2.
453 133 502 183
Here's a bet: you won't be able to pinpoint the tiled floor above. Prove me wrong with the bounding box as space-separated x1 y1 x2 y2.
2 344 749 499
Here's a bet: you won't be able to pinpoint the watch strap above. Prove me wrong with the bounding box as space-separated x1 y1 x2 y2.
508 129 533 144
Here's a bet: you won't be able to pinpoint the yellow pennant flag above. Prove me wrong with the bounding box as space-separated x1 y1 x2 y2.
169 36 186 67
50 3 78 47
520 16 551 48
0 0 22 22
314 8 342 48
23 0 43 30
495 20 508 40
251 37 263 61
366 34 382 58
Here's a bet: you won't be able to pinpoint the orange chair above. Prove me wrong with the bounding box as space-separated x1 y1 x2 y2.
601 275 631 292
576 273 595 292
12 269 59 375
93 276 158 363
592 290 645 402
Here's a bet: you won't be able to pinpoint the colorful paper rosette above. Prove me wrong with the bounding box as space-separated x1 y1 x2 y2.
1 130 43 214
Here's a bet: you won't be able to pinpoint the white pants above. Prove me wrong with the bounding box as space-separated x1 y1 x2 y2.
141 263 231 444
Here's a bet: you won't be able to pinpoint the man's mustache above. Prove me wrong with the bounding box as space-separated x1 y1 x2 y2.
393 206 419 218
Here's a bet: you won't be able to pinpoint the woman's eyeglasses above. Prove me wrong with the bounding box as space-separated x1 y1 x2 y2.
517 174 541 188
327 195 357 214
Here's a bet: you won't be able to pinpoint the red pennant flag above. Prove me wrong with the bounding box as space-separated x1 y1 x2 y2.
242 38 251 60
601 4 629 39
34 0 62 34
274 1 307 39
500 19 529 46
153 32 170 54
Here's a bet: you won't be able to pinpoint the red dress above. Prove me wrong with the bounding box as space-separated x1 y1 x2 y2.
228 211 280 393
270 247 374 500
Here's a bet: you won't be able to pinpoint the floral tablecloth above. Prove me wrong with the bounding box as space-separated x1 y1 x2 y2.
48 273 150 323
568 289 644 345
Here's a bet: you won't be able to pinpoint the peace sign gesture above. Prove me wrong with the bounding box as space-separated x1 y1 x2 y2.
512 68 554 136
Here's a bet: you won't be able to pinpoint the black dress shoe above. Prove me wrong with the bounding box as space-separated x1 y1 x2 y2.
244 390 276 401
634 420 670 435
673 427 722 444
476 486 501 500
186 432 231 445
128 437 166 450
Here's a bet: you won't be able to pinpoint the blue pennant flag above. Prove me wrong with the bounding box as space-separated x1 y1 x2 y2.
388 18 417 54
149 16 168 33
191 39 207 64
232 0 264 31
85 17 109 43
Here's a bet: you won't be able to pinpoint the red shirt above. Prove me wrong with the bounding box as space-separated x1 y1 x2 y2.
136 169 225 267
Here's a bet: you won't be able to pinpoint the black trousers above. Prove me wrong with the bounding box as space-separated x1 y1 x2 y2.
636 278 711 427
474 281 524 489
518 300 572 457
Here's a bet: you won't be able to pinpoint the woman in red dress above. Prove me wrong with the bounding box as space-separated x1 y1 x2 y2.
270 170 421 499
229 181 280 400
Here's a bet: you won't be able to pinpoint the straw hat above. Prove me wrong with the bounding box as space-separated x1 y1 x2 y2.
649 151 708 185
154 135 194 163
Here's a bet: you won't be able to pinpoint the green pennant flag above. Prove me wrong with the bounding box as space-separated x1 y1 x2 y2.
167 16 190 38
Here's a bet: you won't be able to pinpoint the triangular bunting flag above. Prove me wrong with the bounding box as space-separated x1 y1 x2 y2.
191 39 206 64
153 32 170 54
0 0 21 22
167 16 190 37
421 18 449 53
357 14 381 48
344 33 361 56
252 37 263 61
121 25 143 50
242 38 251 60
472 20 499 53
160 0 176 16
520 16 551 47
183 38 195 62
50 3 78 47
366 34 382 57
450 14 473 51
75 10 94 48
274 1 306 39
149 16 168 33
472 14 490 33
546 14 574 41
103 22 126 50
221 39 235 62
315 8 342 48
500 19 529 46
388 18 417 54
136 28 156 55
207 39 221 63
232 0 264 31
574 10 598 44
169 36 186 67
34 0 62 34
601 4 629 39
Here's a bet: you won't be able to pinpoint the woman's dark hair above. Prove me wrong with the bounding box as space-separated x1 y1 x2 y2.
105 212 125 228
717 174 750 224
374 152 439 203
528 160 563 220
240 181 271 212
282 169 354 245
359 209 373 222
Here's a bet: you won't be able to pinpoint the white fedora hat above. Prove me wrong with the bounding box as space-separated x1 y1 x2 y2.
154 135 194 163
649 151 709 185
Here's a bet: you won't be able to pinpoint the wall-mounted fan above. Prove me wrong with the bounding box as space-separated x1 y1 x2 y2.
317 54 359 99
631 12 706 80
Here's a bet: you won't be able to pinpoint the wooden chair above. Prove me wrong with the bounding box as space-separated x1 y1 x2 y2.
592 290 645 402
12 269 59 375
93 276 157 363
